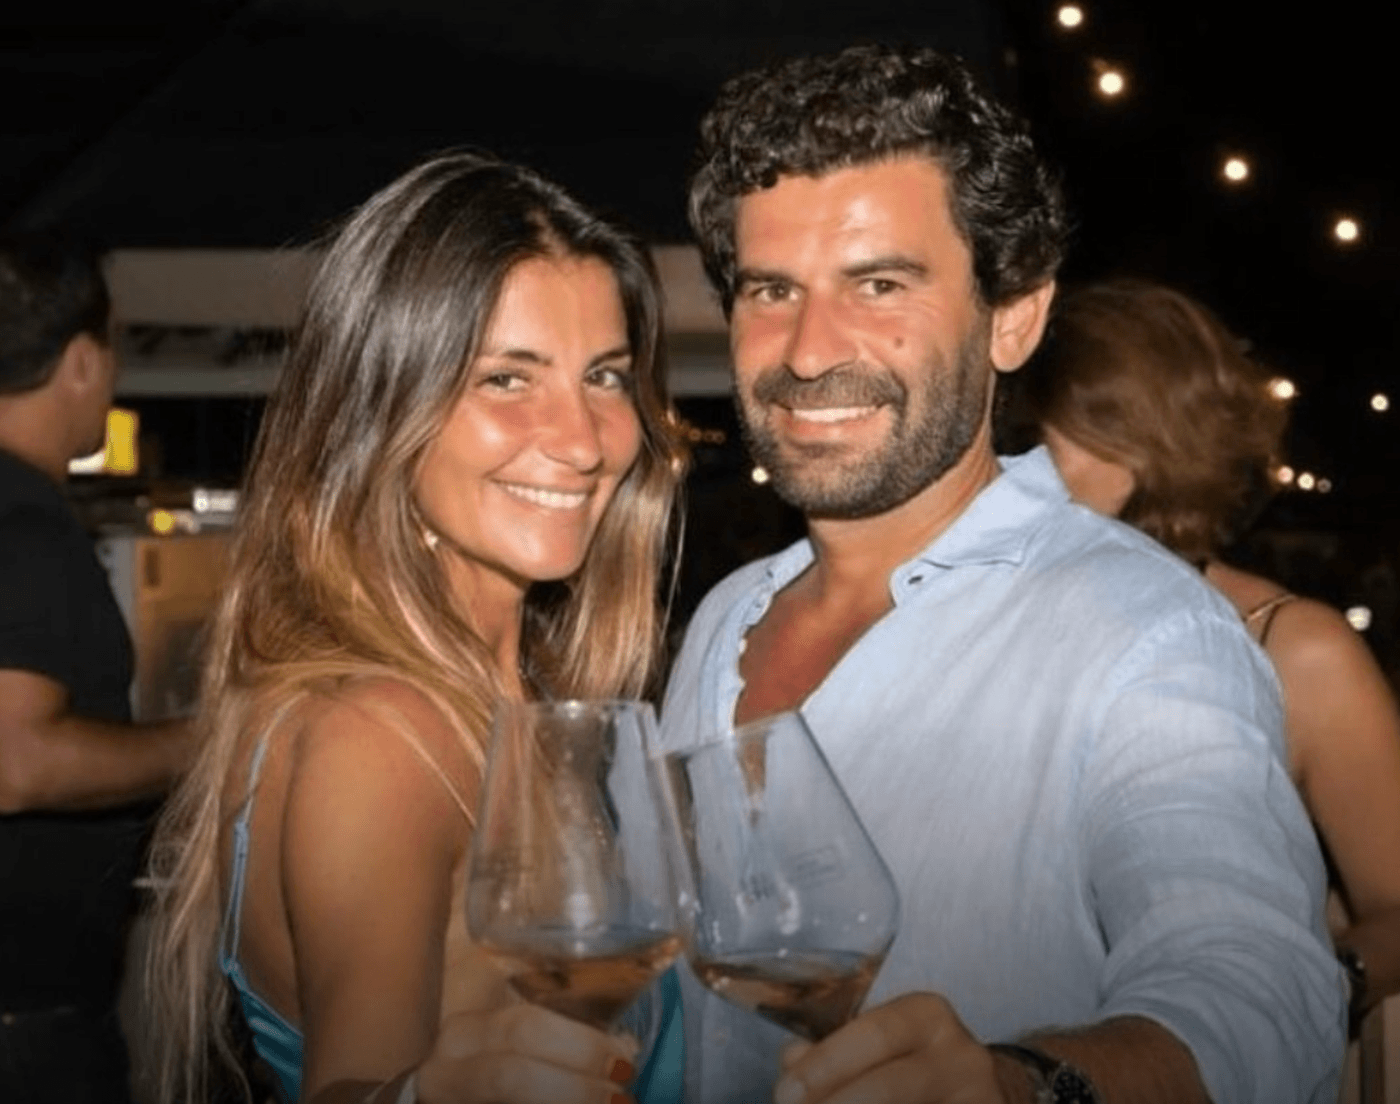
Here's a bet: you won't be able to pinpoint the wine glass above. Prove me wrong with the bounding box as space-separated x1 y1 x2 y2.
467 700 685 1031
664 710 899 1041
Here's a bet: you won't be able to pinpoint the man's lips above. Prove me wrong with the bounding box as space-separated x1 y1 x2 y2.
786 404 881 425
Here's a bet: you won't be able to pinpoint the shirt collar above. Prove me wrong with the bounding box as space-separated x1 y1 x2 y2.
909 446 1069 570
748 446 1069 610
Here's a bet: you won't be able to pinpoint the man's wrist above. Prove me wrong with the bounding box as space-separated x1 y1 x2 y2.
989 1042 1104 1104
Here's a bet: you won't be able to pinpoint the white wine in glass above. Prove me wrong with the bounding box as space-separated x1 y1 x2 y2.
467 700 684 1031
666 710 899 1041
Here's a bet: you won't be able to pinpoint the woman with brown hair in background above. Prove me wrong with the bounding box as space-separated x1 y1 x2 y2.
1023 278 1400 1034
144 153 686 1104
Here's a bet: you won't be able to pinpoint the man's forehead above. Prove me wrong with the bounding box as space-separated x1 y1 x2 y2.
732 154 965 266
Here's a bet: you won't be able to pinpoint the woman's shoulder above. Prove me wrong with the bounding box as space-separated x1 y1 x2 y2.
286 676 483 829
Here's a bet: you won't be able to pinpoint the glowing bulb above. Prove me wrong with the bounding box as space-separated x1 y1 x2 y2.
148 509 177 536
1334 217 1360 243
1222 156 1250 183
1297 472 1316 491
1346 606 1373 632
1317 478 1333 494
1371 393 1389 412
751 466 770 485
1057 4 1085 28
1268 377 1297 401
1274 465 1295 485
1096 69 1126 97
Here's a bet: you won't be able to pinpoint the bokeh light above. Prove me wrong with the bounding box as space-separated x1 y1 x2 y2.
1297 472 1316 491
1057 4 1085 28
1346 607 1373 632
751 466 770 485
1096 68 1126 97
1268 377 1298 401
1371 393 1390 412
1334 217 1361 244
1222 156 1250 183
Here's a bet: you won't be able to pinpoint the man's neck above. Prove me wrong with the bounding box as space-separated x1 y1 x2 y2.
0 397 70 484
803 431 1000 605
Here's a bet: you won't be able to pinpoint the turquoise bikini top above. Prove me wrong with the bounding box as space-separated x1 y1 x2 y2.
218 737 683 1104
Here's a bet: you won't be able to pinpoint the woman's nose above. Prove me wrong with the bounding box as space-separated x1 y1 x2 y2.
539 386 604 472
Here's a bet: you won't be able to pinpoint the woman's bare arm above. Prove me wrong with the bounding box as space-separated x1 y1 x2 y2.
1267 597 1400 1009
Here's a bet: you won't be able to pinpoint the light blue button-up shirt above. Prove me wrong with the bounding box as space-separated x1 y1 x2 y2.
661 447 1345 1104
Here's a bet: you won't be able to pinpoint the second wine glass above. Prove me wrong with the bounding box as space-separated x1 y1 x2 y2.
467 699 684 1030
665 710 900 1041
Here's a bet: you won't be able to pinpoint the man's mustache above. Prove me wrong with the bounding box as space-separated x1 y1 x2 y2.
750 364 907 409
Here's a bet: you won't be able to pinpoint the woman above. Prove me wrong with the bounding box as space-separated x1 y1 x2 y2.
1022 278 1400 1031
146 153 686 1104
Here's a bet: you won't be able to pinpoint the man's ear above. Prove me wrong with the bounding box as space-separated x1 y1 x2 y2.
989 281 1056 374
54 332 109 395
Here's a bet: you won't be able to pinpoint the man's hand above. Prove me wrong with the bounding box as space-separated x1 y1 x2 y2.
772 993 1028 1104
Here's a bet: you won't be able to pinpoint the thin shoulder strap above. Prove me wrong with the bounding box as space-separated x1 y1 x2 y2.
219 696 304 970
1243 592 1298 648
356 696 478 826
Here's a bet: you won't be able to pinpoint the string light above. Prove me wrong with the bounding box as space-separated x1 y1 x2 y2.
1268 377 1297 401
1095 67 1126 98
1275 465 1295 486
1346 607 1373 632
1333 217 1361 244
1371 393 1390 412
1296 472 1316 491
1221 156 1250 183
751 466 770 485
1056 4 1085 28
1317 478 1333 494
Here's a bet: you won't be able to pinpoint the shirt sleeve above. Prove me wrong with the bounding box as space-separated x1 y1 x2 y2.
1083 611 1346 1104
0 507 78 691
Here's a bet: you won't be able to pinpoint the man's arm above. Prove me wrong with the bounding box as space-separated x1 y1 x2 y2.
0 667 192 812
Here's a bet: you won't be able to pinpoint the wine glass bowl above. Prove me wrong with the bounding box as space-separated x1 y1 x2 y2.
665 711 900 1041
467 699 684 1030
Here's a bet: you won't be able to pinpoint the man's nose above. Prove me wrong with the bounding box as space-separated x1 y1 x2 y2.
785 294 856 379
540 385 604 472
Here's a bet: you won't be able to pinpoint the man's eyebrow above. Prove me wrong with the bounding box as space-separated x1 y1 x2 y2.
843 256 929 280
734 266 793 288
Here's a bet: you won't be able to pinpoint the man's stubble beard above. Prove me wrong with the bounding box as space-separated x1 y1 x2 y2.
736 325 994 520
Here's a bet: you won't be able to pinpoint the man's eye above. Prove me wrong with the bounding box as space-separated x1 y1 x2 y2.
750 283 793 304
861 278 902 296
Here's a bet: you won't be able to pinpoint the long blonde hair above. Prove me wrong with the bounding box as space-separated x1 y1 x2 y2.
144 152 685 1103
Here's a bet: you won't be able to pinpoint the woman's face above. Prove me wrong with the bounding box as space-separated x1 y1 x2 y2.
1043 423 1136 517
414 253 643 602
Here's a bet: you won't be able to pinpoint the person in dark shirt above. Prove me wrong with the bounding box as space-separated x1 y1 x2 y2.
0 232 192 1104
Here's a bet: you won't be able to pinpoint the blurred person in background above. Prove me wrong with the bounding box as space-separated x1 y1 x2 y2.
145 154 687 1104
1022 277 1400 1035
0 232 193 1104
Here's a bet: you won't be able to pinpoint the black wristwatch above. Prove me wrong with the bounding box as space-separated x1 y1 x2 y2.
1338 946 1369 1038
990 1042 1105 1104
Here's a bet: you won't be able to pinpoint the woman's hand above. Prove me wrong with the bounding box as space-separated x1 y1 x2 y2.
415 1003 639 1104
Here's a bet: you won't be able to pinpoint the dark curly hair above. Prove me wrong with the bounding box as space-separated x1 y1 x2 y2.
1023 279 1289 564
688 44 1068 313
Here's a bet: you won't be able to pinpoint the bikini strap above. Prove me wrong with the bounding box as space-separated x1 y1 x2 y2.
1243 592 1298 648
219 696 303 970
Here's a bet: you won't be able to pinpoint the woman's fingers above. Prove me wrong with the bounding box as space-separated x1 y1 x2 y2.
419 1004 639 1103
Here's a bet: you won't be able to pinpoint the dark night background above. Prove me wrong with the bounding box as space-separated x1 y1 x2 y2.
4 0 1396 661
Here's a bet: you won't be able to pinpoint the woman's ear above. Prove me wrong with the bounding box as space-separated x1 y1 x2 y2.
990 281 1056 375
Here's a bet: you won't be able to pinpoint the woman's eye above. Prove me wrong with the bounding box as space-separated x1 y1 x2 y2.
587 365 634 392
478 370 528 391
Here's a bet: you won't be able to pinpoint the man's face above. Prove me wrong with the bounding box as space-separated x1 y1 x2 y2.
728 155 996 519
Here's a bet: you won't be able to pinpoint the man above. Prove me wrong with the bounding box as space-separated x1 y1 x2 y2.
661 45 1344 1104
0 233 191 1103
